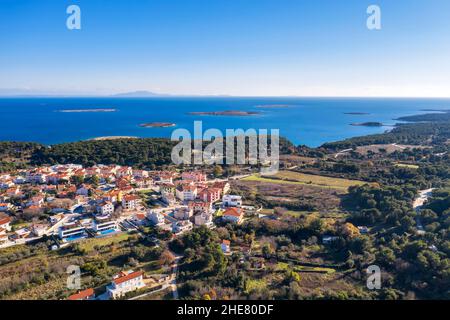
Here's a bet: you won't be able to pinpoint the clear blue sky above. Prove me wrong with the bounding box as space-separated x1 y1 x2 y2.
0 0 449 97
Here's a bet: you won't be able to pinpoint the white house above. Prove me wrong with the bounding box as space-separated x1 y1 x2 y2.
0 214 11 232
222 195 242 208
222 207 244 224
107 270 145 299
148 211 165 226
172 220 193 234
58 222 86 240
97 201 114 216
175 185 198 202
122 195 140 211
32 224 47 237
93 215 119 234
194 212 213 227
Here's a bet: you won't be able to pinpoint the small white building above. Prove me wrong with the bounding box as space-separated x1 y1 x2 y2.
222 195 242 208
194 212 213 227
172 220 193 234
0 214 11 232
97 201 114 216
148 211 165 226
222 207 244 224
107 270 145 299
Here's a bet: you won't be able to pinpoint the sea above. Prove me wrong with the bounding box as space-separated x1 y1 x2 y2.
0 97 449 147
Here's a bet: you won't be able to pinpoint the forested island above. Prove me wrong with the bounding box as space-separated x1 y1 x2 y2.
188 110 261 116
350 122 384 127
56 108 117 113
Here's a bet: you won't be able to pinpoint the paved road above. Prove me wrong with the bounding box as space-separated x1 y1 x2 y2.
413 188 434 233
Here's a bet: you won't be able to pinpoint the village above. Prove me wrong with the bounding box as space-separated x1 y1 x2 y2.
0 164 253 300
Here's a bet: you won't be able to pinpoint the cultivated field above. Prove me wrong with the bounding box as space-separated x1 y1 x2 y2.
242 170 367 191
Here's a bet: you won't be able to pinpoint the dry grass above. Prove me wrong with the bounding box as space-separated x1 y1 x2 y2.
243 170 367 191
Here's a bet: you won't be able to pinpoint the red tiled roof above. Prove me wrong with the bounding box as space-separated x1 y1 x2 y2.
68 288 94 300
0 217 11 225
123 195 139 201
223 207 242 217
113 271 143 285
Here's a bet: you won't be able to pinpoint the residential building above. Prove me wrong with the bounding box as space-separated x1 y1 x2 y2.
182 171 207 182
175 184 198 202
198 188 221 203
107 270 145 299
194 212 213 227
174 207 194 220
221 240 231 253
32 224 47 237
222 207 244 224
68 288 95 301
172 220 193 234
0 214 11 231
222 195 242 208
212 181 230 194
122 195 140 211
161 193 177 206
93 215 119 234
188 200 212 214
97 201 114 216
59 222 86 240
0 203 12 212
148 211 165 226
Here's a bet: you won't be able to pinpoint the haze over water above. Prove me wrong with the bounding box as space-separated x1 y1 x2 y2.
1 97 449 147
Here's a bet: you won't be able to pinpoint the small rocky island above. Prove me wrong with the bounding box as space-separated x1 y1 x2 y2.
188 110 260 116
350 122 384 127
139 122 176 128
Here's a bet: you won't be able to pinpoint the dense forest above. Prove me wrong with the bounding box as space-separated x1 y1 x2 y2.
0 136 294 170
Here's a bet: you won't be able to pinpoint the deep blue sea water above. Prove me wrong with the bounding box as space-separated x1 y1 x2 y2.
0 97 449 147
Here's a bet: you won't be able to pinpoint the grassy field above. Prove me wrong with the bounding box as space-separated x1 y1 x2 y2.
276 262 335 274
78 233 132 252
394 163 419 169
244 278 267 294
242 170 367 191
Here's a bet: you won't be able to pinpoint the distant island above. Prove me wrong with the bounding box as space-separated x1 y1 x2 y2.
188 110 261 116
351 122 384 127
344 112 371 115
57 108 117 113
139 122 176 128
